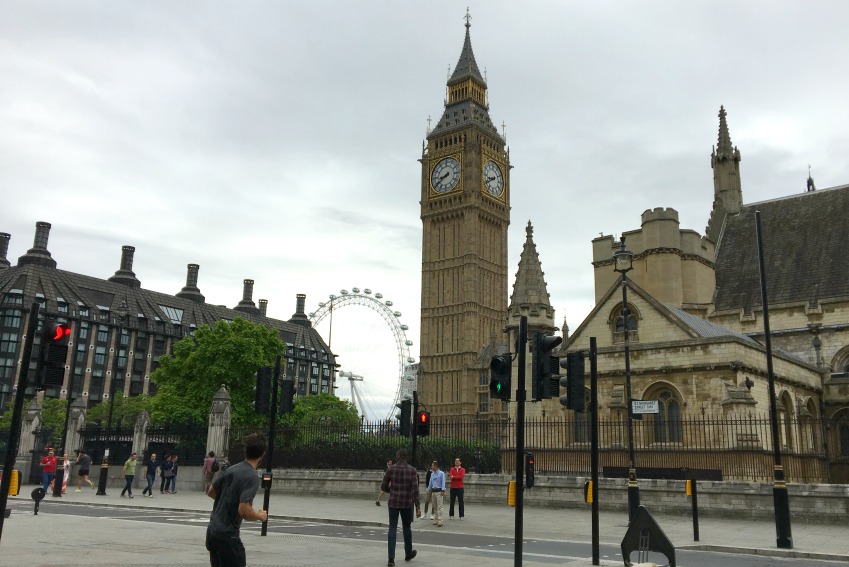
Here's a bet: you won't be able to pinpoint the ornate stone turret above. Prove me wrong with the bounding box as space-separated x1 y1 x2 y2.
108 245 141 287
507 221 557 334
706 106 743 243
17 221 57 268
176 264 205 303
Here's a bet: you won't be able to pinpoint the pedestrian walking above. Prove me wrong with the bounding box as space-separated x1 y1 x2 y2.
423 467 432 518
375 459 392 505
169 455 179 493
75 450 95 491
427 461 445 527
448 457 466 520
142 452 159 497
206 433 268 567
60 454 71 494
120 452 137 498
380 448 419 566
160 454 173 493
39 448 57 492
203 451 218 493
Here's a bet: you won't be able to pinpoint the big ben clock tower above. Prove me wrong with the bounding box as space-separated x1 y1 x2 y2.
419 13 510 419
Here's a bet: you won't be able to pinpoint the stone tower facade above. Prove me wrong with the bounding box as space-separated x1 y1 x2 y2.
418 17 510 419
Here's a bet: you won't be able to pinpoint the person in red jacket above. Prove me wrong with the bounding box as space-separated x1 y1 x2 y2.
40 448 57 492
448 457 466 520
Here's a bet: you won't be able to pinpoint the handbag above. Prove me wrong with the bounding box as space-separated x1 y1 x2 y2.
164 469 174 478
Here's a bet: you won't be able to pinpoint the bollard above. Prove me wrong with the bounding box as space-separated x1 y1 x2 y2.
507 480 516 507
688 479 700 541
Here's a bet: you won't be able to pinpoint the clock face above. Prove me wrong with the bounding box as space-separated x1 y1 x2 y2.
431 157 461 193
483 160 504 197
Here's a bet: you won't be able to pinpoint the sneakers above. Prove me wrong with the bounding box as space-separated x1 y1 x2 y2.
89 482 95 489
75 489 81 493
375 501 381 506
148 494 153 498
404 550 417 562
429 514 434 520
387 560 395 566
120 494 126 498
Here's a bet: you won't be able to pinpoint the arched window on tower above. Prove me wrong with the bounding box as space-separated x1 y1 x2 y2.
610 303 639 343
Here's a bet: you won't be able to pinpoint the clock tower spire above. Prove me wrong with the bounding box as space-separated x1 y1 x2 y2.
418 13 511 419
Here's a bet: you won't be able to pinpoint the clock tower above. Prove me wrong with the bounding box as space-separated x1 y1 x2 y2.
418 15 510 419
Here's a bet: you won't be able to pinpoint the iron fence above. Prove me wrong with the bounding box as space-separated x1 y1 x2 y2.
226 414 844 483
144 422 207 465
78 422 135 466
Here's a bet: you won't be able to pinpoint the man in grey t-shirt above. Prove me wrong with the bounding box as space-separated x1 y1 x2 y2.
75 450 94 491
206 434 267 567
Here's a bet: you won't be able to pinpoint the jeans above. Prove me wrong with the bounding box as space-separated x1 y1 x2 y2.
206 528 247 567
143 473 155 494
449 487 464 518
121 474 134 496
169 475 177 492
387 506 413 561
42 472 54 492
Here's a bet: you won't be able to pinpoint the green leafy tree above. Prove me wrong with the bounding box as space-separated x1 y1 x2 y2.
86 393 155 427
282 393 359 427
150 318 284 426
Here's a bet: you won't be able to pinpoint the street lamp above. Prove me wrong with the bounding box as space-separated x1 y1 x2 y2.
613 239 640 520
96 298 129 496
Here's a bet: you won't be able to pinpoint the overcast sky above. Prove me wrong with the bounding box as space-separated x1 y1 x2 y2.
2 2 847 420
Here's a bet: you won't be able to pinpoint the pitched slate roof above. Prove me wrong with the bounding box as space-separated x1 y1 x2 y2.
714 184 849 312
664 305 759 347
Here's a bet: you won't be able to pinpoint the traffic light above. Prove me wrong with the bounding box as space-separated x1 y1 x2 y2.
531 331 562 400
396 399 411 437
415 411 430 436
279 380 295 414
559 351 586 412
252 366 272 415
525 452 535 488
489 353 512 401
38 321 71 389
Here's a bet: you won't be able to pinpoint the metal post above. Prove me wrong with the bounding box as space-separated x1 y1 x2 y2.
622 274 640 520
261 354 281 536
412 390 418 470
0 303 41 542
690 479 700 541
755 210 793 549
514 316 527 567
590 337 600 565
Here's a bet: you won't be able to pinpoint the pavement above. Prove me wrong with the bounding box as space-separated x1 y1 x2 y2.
1 482 848 567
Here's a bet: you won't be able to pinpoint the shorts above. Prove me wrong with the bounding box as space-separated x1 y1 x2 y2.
78 469 90 476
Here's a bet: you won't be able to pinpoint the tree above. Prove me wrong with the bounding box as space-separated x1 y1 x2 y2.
150 318 284 426
282 393 359 427
86 393 155 427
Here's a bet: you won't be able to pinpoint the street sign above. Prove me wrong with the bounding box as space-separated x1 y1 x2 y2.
632 400 659 414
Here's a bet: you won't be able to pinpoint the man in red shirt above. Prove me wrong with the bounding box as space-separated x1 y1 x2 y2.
40 448 57 492
448 457 466 520
380 448 419 566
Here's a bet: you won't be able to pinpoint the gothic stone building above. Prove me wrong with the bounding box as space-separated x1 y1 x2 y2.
0 222 335 410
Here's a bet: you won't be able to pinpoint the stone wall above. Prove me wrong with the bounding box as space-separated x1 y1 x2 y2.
267 469 849 522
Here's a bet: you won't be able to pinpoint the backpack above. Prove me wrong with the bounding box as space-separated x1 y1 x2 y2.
211 460 220 472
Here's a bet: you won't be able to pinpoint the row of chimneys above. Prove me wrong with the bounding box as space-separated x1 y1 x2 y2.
0 222 313 320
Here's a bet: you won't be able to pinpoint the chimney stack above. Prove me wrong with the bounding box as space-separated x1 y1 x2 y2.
0 232 10 270
17 221 57 268
289 293 311 326
176 263 205 303
234 279 258 313
108 245 141 287
258 299 268 317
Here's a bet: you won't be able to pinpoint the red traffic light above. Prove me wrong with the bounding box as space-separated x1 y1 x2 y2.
47 323 72 343
419 412 429 423
415 411 430 436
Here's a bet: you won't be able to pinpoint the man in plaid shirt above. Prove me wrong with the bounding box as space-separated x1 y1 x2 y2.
381 448 420 566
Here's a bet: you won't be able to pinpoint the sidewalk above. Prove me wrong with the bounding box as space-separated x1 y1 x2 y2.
2 484 848 566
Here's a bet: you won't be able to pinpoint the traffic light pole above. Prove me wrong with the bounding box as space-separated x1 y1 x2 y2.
261 354 282 537
513 315 528 567
590 337 600 565
411 390 418 470
0 303 40 542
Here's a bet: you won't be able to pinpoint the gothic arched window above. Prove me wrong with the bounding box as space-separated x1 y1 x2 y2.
611 304 639 343
651 389 682 443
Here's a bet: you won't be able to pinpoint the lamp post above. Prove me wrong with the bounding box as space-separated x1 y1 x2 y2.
96 298 129 496
613 239 640 520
